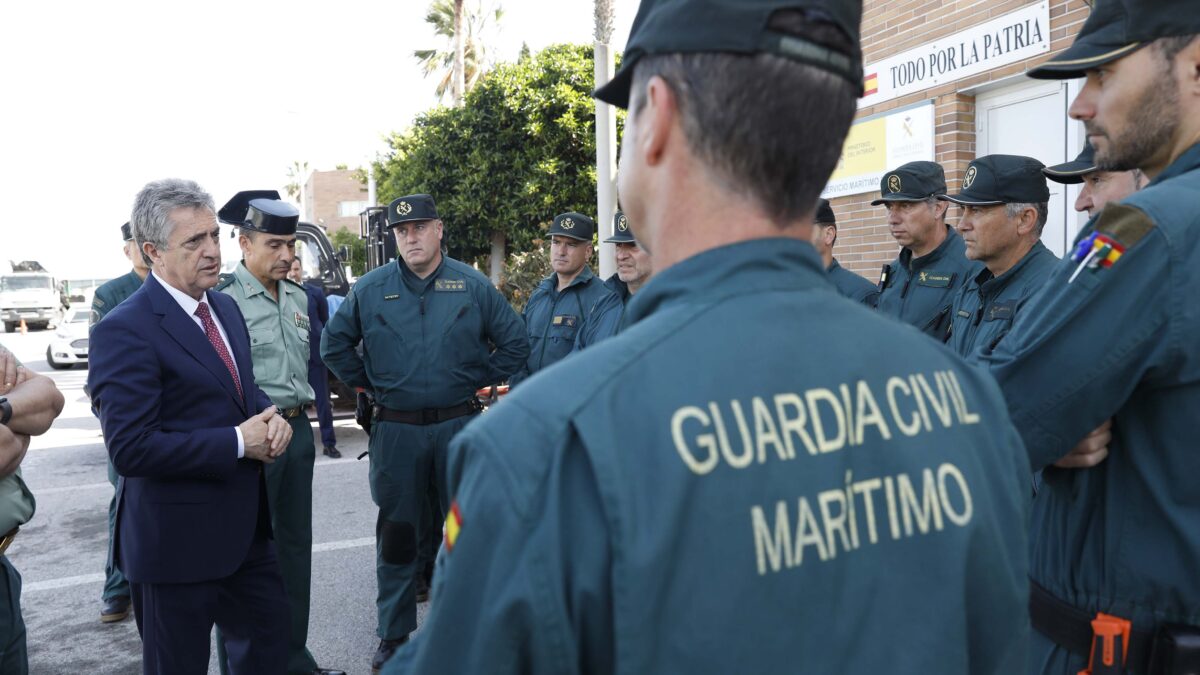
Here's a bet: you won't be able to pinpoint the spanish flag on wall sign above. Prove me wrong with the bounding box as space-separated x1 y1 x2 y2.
864 72 879 96
444 501 463 552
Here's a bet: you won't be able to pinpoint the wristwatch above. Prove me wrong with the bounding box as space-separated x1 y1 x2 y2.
0 397 11 426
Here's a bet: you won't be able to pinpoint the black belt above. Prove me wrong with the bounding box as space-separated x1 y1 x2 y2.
1030 580 1155 674
278 406 307 419
375 399 482 426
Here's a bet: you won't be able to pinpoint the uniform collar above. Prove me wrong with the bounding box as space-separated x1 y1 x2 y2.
827 258 842 273
398 255 447 292
626 238 826 325
900 225 960 270
1150 142 1200 186
541 265 596 293
231 261 274 299
972 240 1051 297
604 273 630 300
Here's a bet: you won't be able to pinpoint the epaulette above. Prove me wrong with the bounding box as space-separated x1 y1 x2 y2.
283 278 306 291
213 273 237 291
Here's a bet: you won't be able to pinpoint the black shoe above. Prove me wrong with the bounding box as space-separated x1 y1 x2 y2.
323 445 342 459
100 595 131 623
312 669 347 675
416 574 430 603
371 636 409 674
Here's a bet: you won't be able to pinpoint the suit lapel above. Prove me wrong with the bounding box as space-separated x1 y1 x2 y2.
146 276 247 414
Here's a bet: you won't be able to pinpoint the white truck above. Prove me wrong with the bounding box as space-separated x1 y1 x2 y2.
1 261 65 332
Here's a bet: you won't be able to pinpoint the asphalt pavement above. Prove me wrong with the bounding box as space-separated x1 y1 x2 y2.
1 326 429 675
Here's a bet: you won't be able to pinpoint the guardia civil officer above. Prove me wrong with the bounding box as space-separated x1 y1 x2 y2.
941 155 1058 361
572 210 654 350
1043 141 1147 218
810 198 878 304
509 212 611 384
874 161 981 338
386 0 1030 672
214 191 345 675
320 194 528 673
88 221 149 624
983 5 1200 674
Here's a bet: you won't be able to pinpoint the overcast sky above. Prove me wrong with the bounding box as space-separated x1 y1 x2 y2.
0 0 638 280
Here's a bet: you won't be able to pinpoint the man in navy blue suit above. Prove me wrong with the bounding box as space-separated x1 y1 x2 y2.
88 178 293 675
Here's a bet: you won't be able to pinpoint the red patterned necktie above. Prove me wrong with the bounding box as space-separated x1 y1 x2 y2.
194 301 243 400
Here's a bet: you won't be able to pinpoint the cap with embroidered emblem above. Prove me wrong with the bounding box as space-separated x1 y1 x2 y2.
548 212 595 241
870 161 947 205
604 210 636 243
388 194 439 226
939 155 1050 206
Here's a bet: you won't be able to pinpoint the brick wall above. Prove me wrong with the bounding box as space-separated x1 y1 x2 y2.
834 0 1091 282
302 169 369 235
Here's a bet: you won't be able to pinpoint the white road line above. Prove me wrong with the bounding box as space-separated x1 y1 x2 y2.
23 537 375 593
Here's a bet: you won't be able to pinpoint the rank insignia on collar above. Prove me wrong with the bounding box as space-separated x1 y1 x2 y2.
444 501 463 552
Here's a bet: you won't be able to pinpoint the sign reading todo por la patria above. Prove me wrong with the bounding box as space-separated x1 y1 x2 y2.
859 3 1050 109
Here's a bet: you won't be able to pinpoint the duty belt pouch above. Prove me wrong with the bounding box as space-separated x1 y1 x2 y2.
1148 623 1200 675
356 391 374 436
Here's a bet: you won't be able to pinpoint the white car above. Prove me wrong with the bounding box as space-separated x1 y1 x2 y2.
47 309 89 369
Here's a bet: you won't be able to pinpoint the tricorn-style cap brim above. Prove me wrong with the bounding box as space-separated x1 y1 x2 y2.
219 190 283 225
121 222 133 242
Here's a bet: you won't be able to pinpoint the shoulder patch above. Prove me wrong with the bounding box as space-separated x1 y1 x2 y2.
1095 202 1155 249
92 296 106 309
213 273 237 292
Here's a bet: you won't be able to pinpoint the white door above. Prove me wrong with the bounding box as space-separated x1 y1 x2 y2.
976 79 1077 257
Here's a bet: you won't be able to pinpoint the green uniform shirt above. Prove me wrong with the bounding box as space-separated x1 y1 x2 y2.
985 142 1200 636
218 263 314 409
875 226 982 339
946 241 1058 362
89 270 144 333
320 256 529 411
388 238 1030 675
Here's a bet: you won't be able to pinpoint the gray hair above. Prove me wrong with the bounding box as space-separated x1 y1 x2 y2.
1005 201 1049 235
130 179 215 265
629 11 859 225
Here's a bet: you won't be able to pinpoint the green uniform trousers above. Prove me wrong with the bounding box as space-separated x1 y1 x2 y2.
103 458 129 601
371 414 473 640
0 556 27 675
218 416 316 675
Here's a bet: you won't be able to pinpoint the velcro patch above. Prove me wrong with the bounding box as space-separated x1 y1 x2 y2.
916 271 953 288
552 315 577 327
1095 202 1155 250
435 279 466 292
383 294 400 300
986 301 1015 321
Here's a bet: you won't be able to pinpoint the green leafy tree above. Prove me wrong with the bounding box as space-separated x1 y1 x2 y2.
330 228 367 278
376 43 623 297
284 160 309 202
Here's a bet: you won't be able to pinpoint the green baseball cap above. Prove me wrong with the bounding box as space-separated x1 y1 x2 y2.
1043 142 1097 185
939 155 1050 206
1029 0 1200 80
593 0 864 109
548 212 596 241
388 194 439 227
871 161 947 205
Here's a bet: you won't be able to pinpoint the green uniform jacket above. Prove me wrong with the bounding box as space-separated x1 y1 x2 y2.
387 238 1030 675
89 270 144 333
217 263 314 409
946 241 1058 362
572 274 629 351
875 226 982 339
827 258 878 305
510 267 611 386
985 142 1200 635
320 257 528 410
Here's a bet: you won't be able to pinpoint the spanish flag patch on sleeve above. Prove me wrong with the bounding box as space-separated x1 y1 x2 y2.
444 501 463 552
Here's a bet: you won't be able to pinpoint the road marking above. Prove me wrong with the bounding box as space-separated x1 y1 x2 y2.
23 537 376 593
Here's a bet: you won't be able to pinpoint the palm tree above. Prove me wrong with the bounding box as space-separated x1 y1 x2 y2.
413 0 503 104
284 160 309 203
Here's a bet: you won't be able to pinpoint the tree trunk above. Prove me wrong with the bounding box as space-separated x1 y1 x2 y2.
452 0 466 105
489 230 505 287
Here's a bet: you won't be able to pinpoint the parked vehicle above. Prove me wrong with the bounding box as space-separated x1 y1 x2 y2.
47 308 90 369
1 261 65 332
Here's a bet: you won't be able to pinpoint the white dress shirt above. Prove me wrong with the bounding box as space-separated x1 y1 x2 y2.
153 271 246 458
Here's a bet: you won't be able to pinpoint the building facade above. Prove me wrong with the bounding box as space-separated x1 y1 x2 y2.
827 0 1092 281
303 169 371 235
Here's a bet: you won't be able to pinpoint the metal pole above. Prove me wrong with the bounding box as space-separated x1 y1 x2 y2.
594 41 618 280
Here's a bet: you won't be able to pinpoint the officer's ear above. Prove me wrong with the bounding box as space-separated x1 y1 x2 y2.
1015 206 1039 237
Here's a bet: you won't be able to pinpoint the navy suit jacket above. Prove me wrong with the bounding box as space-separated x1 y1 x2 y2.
88 274 274 585
302 282 327 367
